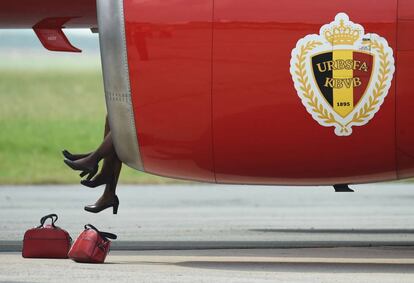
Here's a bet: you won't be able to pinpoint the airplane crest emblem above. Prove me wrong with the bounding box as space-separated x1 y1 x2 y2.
290 13 395 136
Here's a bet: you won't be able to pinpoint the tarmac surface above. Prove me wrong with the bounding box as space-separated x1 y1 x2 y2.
2 247 414 283
2 183 414 282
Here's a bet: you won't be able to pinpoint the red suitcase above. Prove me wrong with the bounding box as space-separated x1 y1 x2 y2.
22 214 72 259
68 224 117 264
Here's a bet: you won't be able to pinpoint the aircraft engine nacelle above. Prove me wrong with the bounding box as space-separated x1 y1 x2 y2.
95 0 414 185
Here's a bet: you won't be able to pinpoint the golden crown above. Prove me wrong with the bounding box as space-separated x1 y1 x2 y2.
324 19 361 46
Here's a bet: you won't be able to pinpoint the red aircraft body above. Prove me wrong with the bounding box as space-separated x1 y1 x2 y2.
0 0 413 186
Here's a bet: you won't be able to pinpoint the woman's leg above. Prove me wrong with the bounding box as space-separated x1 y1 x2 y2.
64 131 115 176
64 116 123 213
74 132 114 167
89 153 122 204
84 152 122 213
81 117 121 187
84 117 122 212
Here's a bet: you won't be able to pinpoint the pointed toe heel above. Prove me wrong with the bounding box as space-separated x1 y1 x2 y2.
81 178 106 188
84 195 120 214
62 150 91 161
64 159 98 178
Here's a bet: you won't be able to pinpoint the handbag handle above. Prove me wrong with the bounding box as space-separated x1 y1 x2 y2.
84 224 117 241
38 214 58 228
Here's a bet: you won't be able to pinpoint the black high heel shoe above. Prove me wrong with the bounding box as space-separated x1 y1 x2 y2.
81 175 109 188
62 149 91 161
64 159 99 180
84 195 119 214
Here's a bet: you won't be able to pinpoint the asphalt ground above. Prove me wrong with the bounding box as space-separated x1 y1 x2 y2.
2 248 414 283
2 183 414 248
0 184 414 251
2 183 414 282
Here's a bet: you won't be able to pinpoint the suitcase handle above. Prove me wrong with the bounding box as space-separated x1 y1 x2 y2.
38 214 58 228
84 224 117 241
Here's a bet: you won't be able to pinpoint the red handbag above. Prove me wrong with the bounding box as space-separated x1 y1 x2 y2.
22 214 72 259
68 224 117 264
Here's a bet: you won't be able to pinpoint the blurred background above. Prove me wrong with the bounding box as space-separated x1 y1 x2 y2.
0 29 173 184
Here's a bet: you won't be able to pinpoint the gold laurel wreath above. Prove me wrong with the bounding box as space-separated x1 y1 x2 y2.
295 39 391 134
346 40 391 127
295 41 338 126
